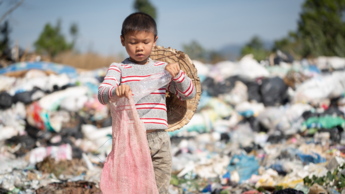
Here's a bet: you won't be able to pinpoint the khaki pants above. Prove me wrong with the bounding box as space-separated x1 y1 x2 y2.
146 130 172 194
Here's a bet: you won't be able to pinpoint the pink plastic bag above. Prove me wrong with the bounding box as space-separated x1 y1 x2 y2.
100 72 172 194
100 96 158 194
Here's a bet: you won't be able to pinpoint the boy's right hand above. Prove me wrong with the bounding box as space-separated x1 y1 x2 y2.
115 85 132 98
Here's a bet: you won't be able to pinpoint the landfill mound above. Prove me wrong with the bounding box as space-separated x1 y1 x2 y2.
36 181 101 194
0 55 345 193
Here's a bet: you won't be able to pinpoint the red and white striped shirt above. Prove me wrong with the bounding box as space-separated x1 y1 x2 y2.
98 58 196 130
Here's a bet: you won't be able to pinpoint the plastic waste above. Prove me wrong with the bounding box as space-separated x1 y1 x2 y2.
204 98 233 118
226 154 260 183
81 124 112 155
221 81 248 105
170 113 210 136
129 70 172 103
60 95 88 112
29 144 72 164
326 157 345 171
100 72 172 194
308 183 327 194
0 75 16 92
243 191 262 194
192 60 209 77
13 87 45 105
273 188 304 194
260 77 288 106
5 135 36 156
0 91 12 109
316 56 345 70
293 72 345 103
294 184 309 194
39 86 88 111
302 116 345 131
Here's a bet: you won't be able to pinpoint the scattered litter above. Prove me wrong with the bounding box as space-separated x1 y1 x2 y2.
1 57 345 193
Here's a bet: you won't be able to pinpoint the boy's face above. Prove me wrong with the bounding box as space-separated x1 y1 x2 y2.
121 31 158 65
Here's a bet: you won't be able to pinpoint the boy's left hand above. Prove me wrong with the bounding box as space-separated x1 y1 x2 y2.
165 63 180 78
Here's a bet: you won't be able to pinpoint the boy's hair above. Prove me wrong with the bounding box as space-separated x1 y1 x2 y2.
121 12 157 38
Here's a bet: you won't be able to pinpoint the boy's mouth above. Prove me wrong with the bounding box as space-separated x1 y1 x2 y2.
136 54 144 57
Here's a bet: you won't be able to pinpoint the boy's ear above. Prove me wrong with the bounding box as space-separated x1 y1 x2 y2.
153 36 158 47
120 35 125 46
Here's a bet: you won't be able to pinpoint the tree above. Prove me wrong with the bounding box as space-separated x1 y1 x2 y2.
34 20 77 58
298 0 345 57
273 32 302 59
274 0 345 58
183 40 206 61
70 23 78 47
0 20 10 52
0 0 25 24
183 40 225 63
133 0 157 20
241 36 269 61
208 50 225 64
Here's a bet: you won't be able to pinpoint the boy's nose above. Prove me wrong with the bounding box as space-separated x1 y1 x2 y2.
136 43 144 51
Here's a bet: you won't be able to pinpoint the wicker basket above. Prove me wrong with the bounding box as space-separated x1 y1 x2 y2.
150 46 201 132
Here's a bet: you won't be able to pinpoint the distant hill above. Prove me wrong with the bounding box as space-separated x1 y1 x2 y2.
218 40 274 61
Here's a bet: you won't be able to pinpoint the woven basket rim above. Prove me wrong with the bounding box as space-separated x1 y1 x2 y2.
150 46 201 132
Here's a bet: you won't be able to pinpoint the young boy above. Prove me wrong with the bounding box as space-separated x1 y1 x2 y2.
98 12 196 193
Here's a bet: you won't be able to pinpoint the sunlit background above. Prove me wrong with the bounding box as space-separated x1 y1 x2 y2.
1 0 309 65
1 1 345 193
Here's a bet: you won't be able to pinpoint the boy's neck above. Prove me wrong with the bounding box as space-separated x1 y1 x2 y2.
128 57 150 65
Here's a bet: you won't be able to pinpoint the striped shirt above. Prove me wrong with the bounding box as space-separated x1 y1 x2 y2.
98 58 196 130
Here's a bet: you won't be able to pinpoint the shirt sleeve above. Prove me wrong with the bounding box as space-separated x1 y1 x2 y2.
167 70 196 100
98 63 121 105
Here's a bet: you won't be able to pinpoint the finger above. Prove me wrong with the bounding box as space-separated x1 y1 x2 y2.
124 90 127 98
124 85 129 97
116 88 119 96
168 69 174 77
174 67 179 77
124 85 129 94
126 90 132 98
125 87 129 97
120 86 124 97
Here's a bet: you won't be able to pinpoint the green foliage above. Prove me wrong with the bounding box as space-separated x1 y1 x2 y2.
256 187 266 192
220 190 230 194
170 175 179 186
69 22 78 47
241 36 269 61
273 32 302 59
170 173 209 192
209 50 225 64
183 40 225 64
183 40 206 61
0 20 10 52
274 186 283 191
34 20 76 58
133 0 157 20
298 0 345 57
303 163 345 191
274 0 345 58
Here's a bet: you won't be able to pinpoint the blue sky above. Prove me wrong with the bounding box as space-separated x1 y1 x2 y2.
2 0 304 56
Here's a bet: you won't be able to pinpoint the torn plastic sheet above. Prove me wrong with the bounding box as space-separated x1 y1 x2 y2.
100 71 171 194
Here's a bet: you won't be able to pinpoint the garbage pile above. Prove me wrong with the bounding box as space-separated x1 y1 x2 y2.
0 62 108 193
168 55 345 193
0 55 345 193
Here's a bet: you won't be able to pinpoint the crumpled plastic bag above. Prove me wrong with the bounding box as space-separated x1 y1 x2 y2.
100 71 172 194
